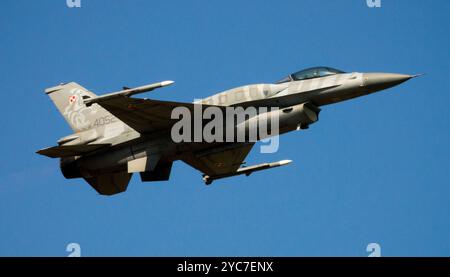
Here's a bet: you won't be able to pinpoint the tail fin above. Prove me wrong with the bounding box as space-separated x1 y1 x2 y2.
45 82 113 132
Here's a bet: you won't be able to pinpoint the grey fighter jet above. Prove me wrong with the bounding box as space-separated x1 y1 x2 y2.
37 67 419 195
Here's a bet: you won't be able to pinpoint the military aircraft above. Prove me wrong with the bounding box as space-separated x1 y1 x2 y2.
37 67 419 195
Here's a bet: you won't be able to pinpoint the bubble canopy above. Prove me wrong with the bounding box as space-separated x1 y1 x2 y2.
276 67 345 84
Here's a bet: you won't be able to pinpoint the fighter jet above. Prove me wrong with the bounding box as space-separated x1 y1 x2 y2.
37 67 419 195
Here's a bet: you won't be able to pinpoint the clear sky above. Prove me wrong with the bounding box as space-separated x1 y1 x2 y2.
0 0 449 257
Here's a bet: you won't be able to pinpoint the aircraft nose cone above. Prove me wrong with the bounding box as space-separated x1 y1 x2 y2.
363 73 418 92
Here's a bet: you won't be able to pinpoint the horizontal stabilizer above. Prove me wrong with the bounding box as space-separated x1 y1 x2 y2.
36 144 110 158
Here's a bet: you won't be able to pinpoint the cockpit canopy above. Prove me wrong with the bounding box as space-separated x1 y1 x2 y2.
276 67 345 84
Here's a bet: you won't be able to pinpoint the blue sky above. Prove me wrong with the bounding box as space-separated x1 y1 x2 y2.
0 0 449 256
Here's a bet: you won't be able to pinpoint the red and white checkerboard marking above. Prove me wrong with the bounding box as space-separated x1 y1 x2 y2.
69 95 77 104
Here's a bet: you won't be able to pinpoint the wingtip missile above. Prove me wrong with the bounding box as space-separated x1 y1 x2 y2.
274 159 293 166
203 159 293 185
122 80 175 96
160 80 175 87
85 80 175 106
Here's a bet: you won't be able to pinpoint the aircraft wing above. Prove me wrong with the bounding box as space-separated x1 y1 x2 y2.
182 143 254 177
94 97 223 134
36 144 110 158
